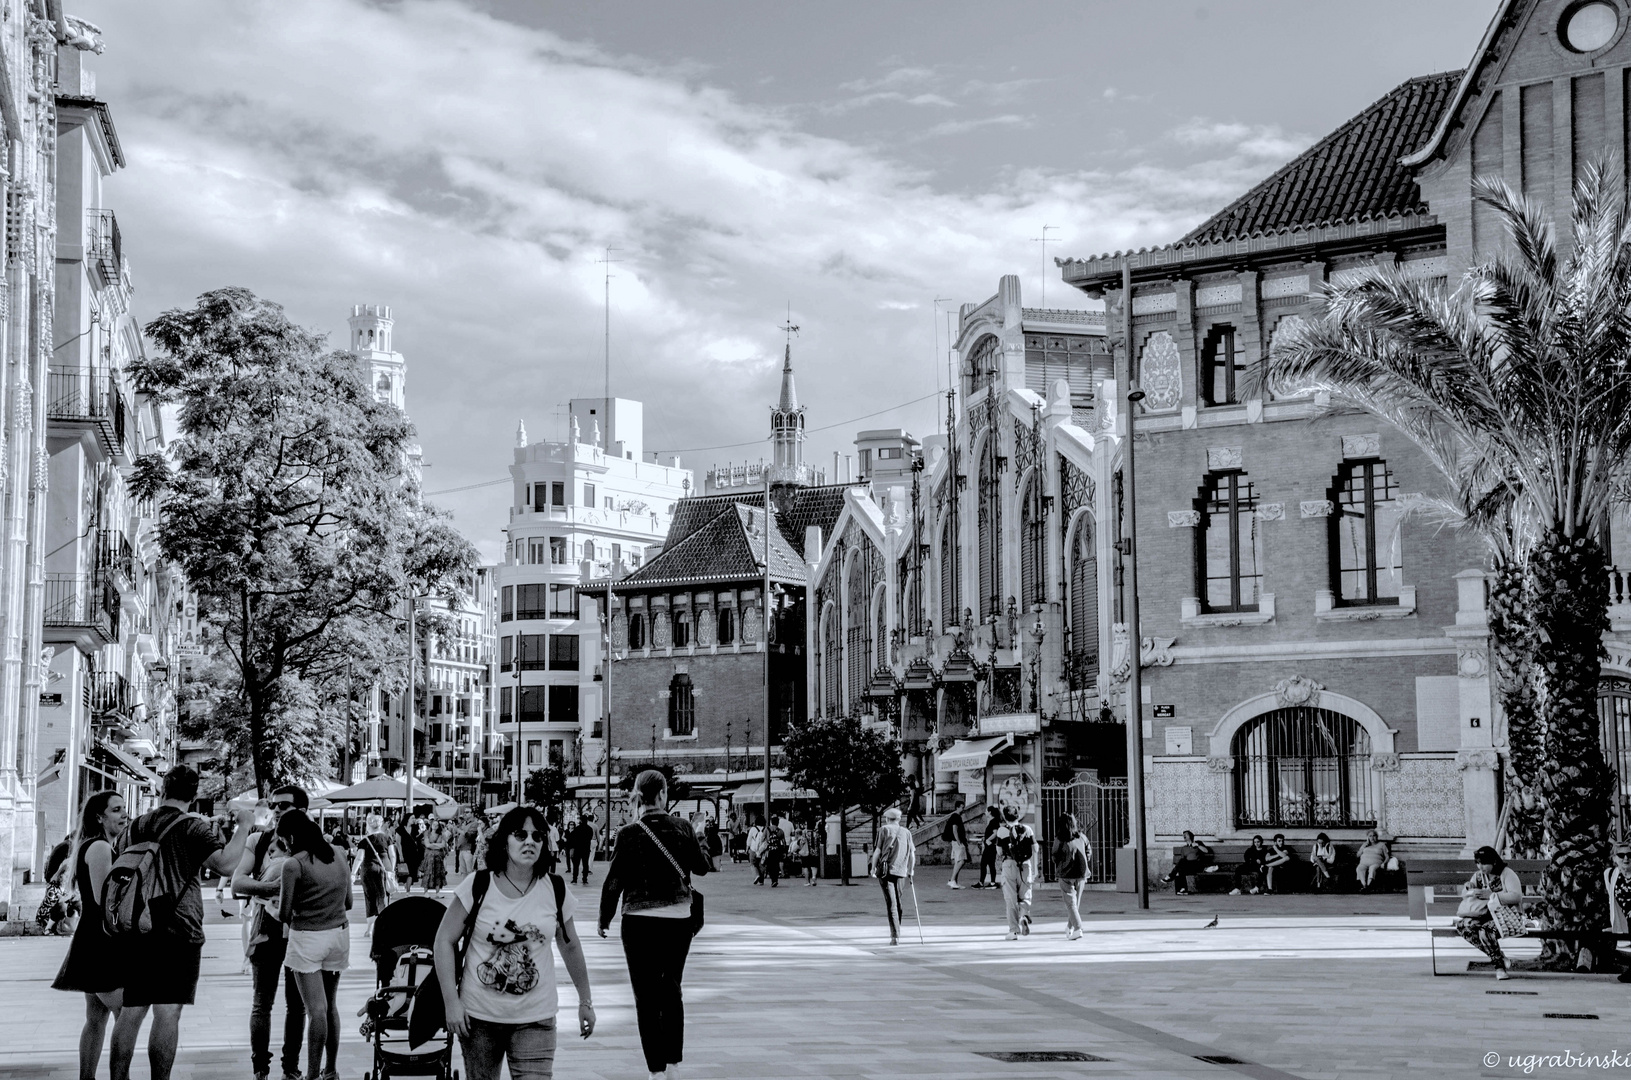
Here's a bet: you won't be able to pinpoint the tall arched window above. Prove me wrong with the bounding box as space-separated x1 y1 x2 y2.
978 441 1001 621
717 606 735 645
964 334 1001 398
1020 476 1044 609
1600 678 1631 837
822 602 842 716
1197 470 1261 613
1067 517 1098 686
628 612 645 649
673 609 692 648
874 592 888 670
1331 459 1402 605
1233 708 1374 828
940 513 957 628
668 674 695 736
583 540 596 562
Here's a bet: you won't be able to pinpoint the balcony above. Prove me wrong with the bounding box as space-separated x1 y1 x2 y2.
97 529 134 590
90 671 134 718
87 209 123 291
43 574 118 649
47 368 130 462
1613 566 1631 631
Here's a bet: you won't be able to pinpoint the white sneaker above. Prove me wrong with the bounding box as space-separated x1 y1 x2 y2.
1494 967 1511 981
1005 932 1019 941
947 882 963 889
1229 888 1242 895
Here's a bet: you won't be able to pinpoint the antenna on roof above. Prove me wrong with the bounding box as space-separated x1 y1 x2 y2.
596 245 623 419
1031 224 1059 308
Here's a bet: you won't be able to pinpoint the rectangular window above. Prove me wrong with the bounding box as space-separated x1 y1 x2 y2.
549 739 565 766
380 724 390 751
549 584 576 619
528 537 548 564
548 634 580 670
548 684 579 726
611 543 622 563
668 675 695 736
534 484 547 513
673 608 692 648
717 606 735 645
551 482 565 506
526 739 542 766
604 496 614 509
519 685 546 722
858 448 872 477
1199 471 1261 613
501 585 514 622
584 483 597 507
518 633 546 669
879 446 902 460
515 584 547 620
499 686 513 723
1334 460 1403 605
1202 325 1248 406
550 537 568 565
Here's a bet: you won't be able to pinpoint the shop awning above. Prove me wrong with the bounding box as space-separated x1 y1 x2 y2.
730 779 816 802
95 739 162 789
936 734 1013 772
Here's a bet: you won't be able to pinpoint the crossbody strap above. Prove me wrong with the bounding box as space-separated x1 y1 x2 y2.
637 820 689 886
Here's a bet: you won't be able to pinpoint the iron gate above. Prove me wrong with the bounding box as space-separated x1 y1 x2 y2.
1600 678 1631 839
1039 778 1128 883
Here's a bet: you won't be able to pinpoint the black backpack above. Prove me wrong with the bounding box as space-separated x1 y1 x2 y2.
941 815 959 842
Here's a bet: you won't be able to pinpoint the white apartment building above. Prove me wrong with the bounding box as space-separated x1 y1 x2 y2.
495 398 690 787
415 566 497 806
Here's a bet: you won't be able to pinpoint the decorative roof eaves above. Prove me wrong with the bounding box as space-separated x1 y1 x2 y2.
1399 0 1523 168
1054 422 1097 470
56 94 126 169
1059 211 1442 289
579 570 804 591
810 493 887 586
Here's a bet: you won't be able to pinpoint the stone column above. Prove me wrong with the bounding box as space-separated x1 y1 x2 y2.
1447 568 1499 854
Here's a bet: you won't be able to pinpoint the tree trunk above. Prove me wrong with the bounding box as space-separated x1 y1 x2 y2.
1532 531 1613 969
1488 560 1546 859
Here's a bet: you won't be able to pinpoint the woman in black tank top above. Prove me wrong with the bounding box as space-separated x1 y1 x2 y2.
52 790 131 1079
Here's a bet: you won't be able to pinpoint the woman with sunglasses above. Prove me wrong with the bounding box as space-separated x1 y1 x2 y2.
51 790 129 1080
1606 844 1631 982
434 806 595 1080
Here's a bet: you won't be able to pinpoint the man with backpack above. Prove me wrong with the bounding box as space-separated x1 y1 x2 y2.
762 816 788 887
942 808 968 889
108 765 255 1080
991 805 1038 940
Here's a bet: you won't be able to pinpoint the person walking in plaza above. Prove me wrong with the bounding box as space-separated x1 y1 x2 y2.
108 765 255 1080
231 784 310 1080
358 812 396 937
1453 845 1523 981
703 817 722 872
398 815 425 893
977 805 1002 889
992 806 1037 939
1052 813 1090 940
762 816 787 887
869 807 916 945
422 818 450 896
575 813 596 884
903 775 925 828
599 770 710 1080
433 805 595 1080
789 824 814 885
51 790 129 1080
457 812 481 876
943 809 968 889
275 808 353 1080
747 819 768 885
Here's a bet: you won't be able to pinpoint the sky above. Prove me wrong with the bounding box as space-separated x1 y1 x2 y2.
74 0 1495 562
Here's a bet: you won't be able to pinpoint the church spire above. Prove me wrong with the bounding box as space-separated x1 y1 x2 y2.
768 315 812 486
777 340 798 413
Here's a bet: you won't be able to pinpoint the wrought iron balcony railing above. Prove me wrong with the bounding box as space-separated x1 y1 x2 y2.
87 209 123 289
47 367 128 460
43 574 118 642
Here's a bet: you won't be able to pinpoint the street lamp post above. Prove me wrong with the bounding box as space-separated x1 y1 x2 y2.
1120 259 1151 911
762 469 774 831
603 580 614 860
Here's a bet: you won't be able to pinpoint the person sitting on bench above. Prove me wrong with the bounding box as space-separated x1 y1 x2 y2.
1454 845 1523 981
1606 842 1631 982
1356 830 1391 892
1163 831 1214 895
1230 835 1269 895
1263 834 1298 893
1309 833 1337 892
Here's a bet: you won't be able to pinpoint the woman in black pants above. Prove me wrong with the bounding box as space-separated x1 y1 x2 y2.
599 770 711 1080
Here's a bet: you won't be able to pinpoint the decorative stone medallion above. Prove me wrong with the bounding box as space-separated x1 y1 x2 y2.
1205 756 1235 774
1456 748 1500 772
1341 433 1382 459
1300 500 1335 518
1457 646 1488 680
1206 446 1243 471
1167 510 1200 528
1273 674 1324 707
1256 502 1285 522
1140 332 1182 411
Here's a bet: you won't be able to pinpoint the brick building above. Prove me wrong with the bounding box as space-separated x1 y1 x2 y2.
1054 0 1631 865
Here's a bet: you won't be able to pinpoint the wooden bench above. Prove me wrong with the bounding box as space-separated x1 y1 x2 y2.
1410 859 1631 975
1167 841 1397 894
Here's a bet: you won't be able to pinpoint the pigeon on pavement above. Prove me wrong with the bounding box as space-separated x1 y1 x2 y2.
1202 915 1219 929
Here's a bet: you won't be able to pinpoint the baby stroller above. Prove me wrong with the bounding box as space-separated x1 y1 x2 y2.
361 896 458 1079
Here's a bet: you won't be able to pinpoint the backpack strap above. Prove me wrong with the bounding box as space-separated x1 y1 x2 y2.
550 873 570 943
453 869 490 986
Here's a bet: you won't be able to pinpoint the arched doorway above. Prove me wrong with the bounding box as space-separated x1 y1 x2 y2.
1232 707 1375 828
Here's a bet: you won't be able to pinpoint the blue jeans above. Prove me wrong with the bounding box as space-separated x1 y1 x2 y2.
460 1016 557 1080
878 874 904 940
248 942 304 1076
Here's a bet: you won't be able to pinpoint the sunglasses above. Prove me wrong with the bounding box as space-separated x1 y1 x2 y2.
1615 852 1631 860
510 829 547 842
270 801 296 811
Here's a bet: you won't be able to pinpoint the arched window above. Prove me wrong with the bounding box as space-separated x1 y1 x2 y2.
978 443 1001 621
1599 678 1631 837
1020 476 1044 609
1201 324 1246 406
940 512 957 629
1232 708 1374 828
583 540 596 562
964 334 1001 398
668 674 695 736
874 592 888 670
1067 517 1098 686
1197 470 1261 613
1332 459 1402 605
673 609 692 648
628 612 646 649
717 606 735 645
822 603 842 716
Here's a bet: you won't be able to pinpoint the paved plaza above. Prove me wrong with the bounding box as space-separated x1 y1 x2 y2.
1 860 1627 1079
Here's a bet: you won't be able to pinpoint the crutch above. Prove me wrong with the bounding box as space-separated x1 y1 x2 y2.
908 878 925 944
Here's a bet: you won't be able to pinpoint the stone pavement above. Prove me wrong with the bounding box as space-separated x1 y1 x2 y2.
2 860 1628 1078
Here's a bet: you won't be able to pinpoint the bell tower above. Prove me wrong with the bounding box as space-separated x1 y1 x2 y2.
768 339 806 483
349 304 405 412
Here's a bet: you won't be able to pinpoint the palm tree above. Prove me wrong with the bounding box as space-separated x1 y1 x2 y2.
1268 165 1631 959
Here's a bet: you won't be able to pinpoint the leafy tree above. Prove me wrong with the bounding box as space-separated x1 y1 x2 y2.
783 715 906 885
1269 167 1631 961
132 288 475 793
525 765 568 810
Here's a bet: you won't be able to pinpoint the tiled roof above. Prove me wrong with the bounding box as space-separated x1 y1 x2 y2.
610 502 805 589
776 484 853 554
1179 71 1461 246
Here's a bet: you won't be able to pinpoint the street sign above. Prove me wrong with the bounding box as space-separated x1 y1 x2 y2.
1153 704 1175 718
39 693 61 707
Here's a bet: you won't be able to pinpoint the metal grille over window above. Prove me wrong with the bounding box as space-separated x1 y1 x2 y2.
1020 476 1044 608
965 334 1001 401
668 674 695 736
1333 460 1403 605
1599 678 1631 838
1232 708 1375 828
1202 324 1247 406
1199 471 1261 613
939 513 957 630
977 430 1003 621
1067 516 1099 700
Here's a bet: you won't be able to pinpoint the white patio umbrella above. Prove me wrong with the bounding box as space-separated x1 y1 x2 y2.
322 775 453 806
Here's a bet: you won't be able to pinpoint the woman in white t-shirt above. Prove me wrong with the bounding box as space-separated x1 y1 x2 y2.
434 806 595 1080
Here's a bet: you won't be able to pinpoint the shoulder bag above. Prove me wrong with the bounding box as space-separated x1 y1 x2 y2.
409 870 491 1049
638 820 704 936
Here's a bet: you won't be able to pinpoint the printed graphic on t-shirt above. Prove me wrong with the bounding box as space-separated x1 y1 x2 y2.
476 918 548 996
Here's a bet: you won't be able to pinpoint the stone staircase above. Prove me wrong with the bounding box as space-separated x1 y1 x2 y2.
912 800 986 866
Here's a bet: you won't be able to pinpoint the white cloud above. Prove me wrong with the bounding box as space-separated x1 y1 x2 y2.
79 0 1313 562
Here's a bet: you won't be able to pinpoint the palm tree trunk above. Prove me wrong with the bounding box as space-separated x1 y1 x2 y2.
1532 531 1613 968
1488 561 1546 859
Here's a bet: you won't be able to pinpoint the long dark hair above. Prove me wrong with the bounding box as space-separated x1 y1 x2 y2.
73 790 124 870
1056 812 1081 840
1473 845 1507 874
276 809 335 863
484 806 550 878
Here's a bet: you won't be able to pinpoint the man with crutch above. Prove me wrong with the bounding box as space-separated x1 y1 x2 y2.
870 807 917 946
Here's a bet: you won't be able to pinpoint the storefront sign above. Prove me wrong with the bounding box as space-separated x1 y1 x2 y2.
977 713 1040 736
957 769 984 796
